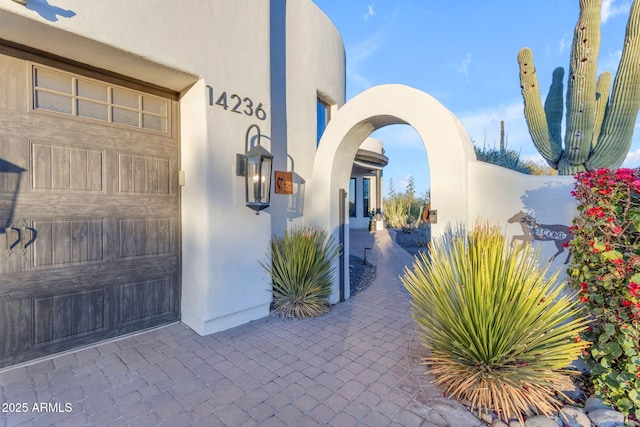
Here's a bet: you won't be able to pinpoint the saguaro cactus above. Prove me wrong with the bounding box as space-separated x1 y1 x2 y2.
518 0 640 174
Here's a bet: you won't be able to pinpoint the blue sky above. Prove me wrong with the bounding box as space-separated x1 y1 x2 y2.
311 0 640 198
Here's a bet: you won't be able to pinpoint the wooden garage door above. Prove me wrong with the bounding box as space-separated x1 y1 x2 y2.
0 46 180 368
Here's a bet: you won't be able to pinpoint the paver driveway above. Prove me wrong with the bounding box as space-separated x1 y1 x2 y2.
0 230 483 427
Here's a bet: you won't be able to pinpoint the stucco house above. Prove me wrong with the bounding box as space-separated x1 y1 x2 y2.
0 0 385 368
0 0 576 369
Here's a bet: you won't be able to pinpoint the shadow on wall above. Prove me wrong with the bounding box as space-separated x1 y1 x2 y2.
286 172 305 220
509 180 576 267
269 0 288 235
25 0 75 22
0 159 25 234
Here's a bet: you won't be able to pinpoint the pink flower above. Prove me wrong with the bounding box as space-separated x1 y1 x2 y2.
586 207 605 218
629 282 639 298
622 299 632 307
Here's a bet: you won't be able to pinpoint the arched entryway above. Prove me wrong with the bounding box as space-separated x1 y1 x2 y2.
309 84 476 303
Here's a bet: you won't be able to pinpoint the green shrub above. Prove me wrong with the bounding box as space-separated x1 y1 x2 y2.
260 225 341 319
401 223 588 424
567 168 640 419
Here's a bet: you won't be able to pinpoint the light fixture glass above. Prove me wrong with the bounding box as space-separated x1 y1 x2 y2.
239 125 273 214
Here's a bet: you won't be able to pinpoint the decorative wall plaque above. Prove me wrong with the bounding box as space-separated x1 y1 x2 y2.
274 171 292 194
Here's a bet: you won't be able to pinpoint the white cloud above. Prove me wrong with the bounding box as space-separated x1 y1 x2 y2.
521 153 548 166
622 147 640 168
599 49 622 74
457 53 472 77
601 0 631 23
458 100 533 154
559 36 567 55
363 4 375 20
346 31 385 93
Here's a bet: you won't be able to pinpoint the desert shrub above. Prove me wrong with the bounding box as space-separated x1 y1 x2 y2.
383 193 411 229
260 225 341 319
384 193 427 230
474 144 531 173
474 144 557 175
401 223 588 423
567 168 640 419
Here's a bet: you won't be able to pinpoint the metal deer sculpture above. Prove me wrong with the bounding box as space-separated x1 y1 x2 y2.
507 211 572 264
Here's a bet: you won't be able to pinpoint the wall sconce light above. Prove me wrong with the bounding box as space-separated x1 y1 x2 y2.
236 124 273 214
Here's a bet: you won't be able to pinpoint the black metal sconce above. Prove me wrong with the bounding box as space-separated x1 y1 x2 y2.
236 124 273 214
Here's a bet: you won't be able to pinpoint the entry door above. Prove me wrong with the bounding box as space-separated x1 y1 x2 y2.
0 48 180 368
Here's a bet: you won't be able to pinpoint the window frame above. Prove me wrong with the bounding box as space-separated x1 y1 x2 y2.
362 177 371 218
349 178 357 218
316 96 332 146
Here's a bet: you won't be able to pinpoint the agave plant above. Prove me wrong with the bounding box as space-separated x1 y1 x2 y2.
401 223 588 424
260 225 341 319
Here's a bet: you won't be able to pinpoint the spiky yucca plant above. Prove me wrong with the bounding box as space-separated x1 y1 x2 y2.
260 225 341 319
401 223 589 424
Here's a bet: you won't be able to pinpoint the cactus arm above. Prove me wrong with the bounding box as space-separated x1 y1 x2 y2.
587 0 640 170
564 0 601 167
544 67 565 155
518 48 563 167
591 71 612 149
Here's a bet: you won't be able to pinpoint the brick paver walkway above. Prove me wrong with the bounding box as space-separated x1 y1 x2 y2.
0 230 484 427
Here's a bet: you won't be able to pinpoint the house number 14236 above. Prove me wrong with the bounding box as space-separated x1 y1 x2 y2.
206 86 267 120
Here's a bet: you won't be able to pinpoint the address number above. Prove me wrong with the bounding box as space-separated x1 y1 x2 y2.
206 86 267 120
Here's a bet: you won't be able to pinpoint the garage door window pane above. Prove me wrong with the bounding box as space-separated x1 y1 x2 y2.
142 114 166 132
143 96 166 115
35 68 72 94
113 88 139 109
77 80 107 102
35 91 72 114
78 100 108 121
113 107 139 127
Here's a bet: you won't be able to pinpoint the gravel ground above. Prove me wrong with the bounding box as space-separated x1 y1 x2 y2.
349 254 376 296
391 227 430 259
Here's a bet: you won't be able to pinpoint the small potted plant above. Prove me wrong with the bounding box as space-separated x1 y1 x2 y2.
368 209 376 231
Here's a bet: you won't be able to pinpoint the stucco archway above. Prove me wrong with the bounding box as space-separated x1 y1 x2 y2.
309 84 476 303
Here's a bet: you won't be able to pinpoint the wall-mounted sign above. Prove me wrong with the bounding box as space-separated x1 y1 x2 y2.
206 86 267 121
274 171 293 194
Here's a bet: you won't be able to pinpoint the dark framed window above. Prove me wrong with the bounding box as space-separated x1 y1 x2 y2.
317 97 330 145
362 178 370 218
349 178 356 217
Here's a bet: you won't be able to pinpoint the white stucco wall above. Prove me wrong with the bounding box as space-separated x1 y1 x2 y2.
274 0 346 235
468 161 577 275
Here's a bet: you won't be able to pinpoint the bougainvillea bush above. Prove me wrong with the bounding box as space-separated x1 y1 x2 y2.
568 168 640 419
